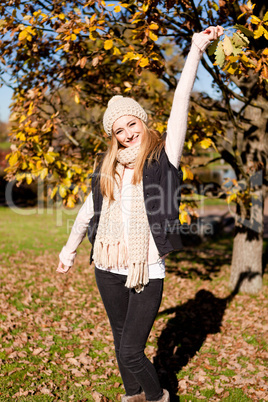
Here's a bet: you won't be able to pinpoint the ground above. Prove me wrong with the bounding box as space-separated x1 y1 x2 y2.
0 207 267 401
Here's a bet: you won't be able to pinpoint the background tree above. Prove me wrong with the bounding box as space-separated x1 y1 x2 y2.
0 0 267 293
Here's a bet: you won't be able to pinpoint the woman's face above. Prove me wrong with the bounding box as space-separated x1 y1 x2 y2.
112 116 145 148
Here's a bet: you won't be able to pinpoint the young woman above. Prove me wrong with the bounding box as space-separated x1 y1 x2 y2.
57 26 224 402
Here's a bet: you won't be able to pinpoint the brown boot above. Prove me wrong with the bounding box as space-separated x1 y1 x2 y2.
121 391 146 402
146 389 170 402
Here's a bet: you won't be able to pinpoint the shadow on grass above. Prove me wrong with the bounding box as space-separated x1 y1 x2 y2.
154 272 258 401
165 234 233 282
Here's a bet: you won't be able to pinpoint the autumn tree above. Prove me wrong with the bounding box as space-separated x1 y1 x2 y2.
0 0 267 293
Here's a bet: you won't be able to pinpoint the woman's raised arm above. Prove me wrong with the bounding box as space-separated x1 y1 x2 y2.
165 26 224 168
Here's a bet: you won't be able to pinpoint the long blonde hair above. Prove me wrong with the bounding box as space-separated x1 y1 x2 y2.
99 121 165 200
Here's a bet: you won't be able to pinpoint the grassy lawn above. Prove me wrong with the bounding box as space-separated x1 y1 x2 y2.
0 207 267 401
0 142 10 151
0 206 86 258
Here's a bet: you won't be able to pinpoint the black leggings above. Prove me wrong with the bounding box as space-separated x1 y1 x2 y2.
95 267 164 401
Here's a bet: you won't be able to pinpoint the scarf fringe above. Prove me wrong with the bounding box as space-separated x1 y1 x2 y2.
125 262 149 293
93 240 128 269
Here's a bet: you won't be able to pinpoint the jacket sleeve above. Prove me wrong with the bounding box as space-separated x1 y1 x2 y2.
165 33 211 169
59 191 94 266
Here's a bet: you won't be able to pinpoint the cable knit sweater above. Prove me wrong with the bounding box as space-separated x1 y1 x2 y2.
59 33 211 276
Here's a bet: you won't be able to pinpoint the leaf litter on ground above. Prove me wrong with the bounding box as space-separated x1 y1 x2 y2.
0 242 267 401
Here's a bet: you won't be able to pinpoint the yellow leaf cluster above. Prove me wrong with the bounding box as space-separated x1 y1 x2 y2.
104 39 113 50
199 138 213 149
122 51 142 63
140 57 149 67
114 5 121 13
226 193 237 204
18 26 36 41
181 166 194 181
148 31 158 42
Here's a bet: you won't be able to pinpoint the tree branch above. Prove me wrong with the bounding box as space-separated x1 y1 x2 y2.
59 124 80 147
191 156 222 169
189 0 203 32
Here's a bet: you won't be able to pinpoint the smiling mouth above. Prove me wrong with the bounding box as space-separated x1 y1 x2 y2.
127 135 139 142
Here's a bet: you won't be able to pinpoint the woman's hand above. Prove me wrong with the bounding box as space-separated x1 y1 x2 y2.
201 25 224 41
56 260 72 274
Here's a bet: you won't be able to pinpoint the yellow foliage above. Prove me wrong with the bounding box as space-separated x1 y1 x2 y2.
8 152 19 167
66 194 76 208
187 140 192 150
226 64 237 75
73 185 79 195
263 28 268 40
73 165 82 174
19 115 27 123
122 52 141 63
113 47 121 55
74 94 80 104
16 132 26 141
114 5 121 12
149 31 158 42
44 153 55 164
226 193 237 204
104 39 113 50
181 166 194 181
36 160 43 170
40 167 48 180
199 138 213 149
81 184 87 193
142 3 149 12
149 23 159 30
18 30 28 41
59 185 67 198
16 173 26 181
251 15 261 24
179 210 190 225
51 187 58 199
140 57 149 67
27 102 34 116
254 25 263 39
26 174 32 185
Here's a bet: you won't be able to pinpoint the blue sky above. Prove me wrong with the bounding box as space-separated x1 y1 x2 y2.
0 83 13 122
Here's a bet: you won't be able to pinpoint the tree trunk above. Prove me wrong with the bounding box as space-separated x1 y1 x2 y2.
230 228 263 294
229 188 263 294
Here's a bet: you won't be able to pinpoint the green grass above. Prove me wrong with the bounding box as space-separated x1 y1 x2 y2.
182 193 227 207
0 141 10 150
0 206 87 257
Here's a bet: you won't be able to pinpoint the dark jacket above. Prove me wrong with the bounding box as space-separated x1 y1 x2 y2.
88 148 183 264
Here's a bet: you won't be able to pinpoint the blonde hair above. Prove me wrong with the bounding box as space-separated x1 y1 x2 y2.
99 121 165 200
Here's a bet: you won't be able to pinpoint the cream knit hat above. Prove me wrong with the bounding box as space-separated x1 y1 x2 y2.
103 95 148 136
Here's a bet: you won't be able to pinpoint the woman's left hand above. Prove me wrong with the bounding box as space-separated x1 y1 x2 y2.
201 25 224 41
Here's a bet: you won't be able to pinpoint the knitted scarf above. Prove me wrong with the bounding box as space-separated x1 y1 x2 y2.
93 144 150 292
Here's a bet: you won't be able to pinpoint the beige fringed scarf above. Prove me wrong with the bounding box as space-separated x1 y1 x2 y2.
93 144 150 293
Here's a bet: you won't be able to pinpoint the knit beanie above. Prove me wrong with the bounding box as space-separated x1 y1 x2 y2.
103 95 148 136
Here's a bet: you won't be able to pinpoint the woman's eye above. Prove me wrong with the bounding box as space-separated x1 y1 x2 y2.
130 122 136 126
